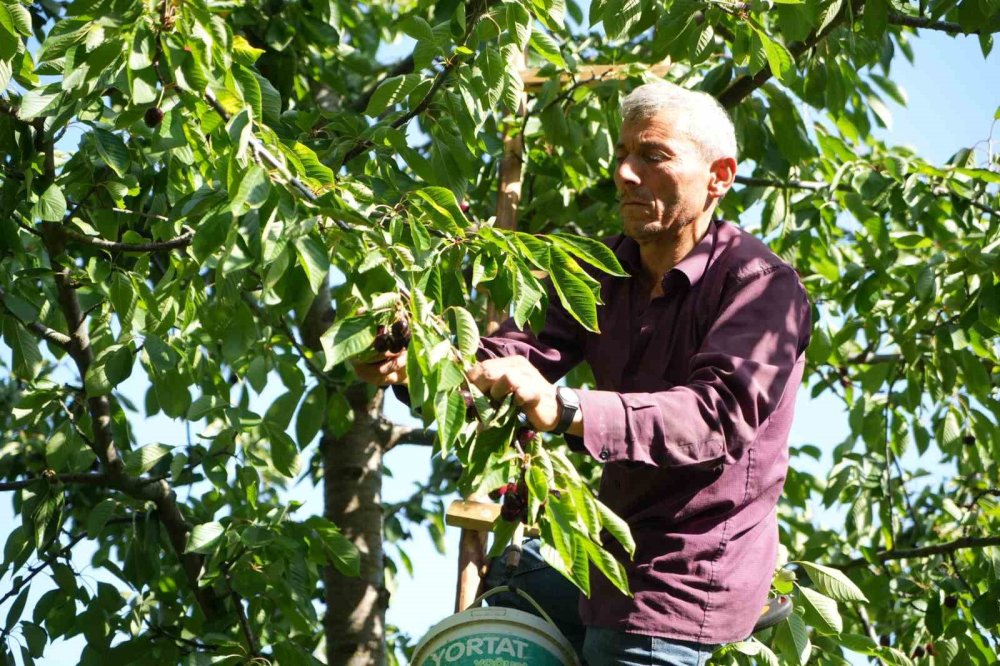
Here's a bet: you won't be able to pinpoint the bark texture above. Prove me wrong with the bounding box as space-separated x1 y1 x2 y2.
323 384 391 666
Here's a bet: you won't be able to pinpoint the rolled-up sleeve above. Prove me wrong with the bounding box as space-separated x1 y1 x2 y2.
571 264 811 469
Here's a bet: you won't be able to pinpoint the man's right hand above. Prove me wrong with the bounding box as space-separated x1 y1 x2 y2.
351 351 408 386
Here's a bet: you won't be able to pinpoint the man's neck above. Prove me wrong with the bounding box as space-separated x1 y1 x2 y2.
636 216 713 298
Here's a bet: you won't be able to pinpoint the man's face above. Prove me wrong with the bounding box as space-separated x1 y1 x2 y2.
613 112 715 242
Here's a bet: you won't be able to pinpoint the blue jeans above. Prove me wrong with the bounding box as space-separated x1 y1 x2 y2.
482 538 718 666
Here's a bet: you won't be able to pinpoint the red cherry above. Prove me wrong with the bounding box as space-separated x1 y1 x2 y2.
144 107 164 128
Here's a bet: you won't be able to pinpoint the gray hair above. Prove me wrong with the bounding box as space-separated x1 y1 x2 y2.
621 81 738 162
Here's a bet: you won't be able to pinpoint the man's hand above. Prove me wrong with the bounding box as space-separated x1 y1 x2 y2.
467 356 561 432
351 351 408 386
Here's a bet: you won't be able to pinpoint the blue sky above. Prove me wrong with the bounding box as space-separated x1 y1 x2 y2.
1 20 999 666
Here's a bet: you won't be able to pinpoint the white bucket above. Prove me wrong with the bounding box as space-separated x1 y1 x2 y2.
411 586 580 666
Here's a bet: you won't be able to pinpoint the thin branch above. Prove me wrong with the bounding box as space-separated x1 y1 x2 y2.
385 424 437 452
0 532 87 607
111 207 170 221
0 163 25 181
63 226 195 253
0 472 109 492
718 0 864 108
855 604 879 643
931 185 999 217
838 535 1000 569
0 290 73 350
888 10 1000 35
735 174 999 218
340 58 460 167
735 174 830 191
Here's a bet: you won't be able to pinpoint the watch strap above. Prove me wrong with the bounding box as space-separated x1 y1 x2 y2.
552 387 579 435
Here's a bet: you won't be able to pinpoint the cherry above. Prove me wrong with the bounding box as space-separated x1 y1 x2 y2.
963 434 976 446
391 319 409 340
925 643 935 656
372 335 390 353
516 428 536 447
459 201 470 213
943 594 958 608
912 646 925 659
879 635 890 647
144 107 164 128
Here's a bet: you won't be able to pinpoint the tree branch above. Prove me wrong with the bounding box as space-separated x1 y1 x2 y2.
63 226 195 253
385 424 436 452
340 58 460 167
0 472 109 492
201 90 353 232
718 0 864 108
0 289 73 350
838 535 1000 569
0 532 87 608
735 175 999 217
888 10 1000 35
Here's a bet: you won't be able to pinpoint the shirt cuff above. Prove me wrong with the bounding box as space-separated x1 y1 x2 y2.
572 389 628 463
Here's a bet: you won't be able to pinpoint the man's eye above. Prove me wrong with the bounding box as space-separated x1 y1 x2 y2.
644 152 667 162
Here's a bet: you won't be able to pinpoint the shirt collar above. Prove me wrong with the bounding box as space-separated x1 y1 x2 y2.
612 220 721 290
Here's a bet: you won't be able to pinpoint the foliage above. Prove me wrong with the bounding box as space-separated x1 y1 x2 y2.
1 0 999 664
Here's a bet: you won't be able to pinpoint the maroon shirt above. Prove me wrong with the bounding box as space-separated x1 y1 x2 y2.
480 220 811 644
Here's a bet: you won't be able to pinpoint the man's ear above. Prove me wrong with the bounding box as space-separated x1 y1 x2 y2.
708 156 737 198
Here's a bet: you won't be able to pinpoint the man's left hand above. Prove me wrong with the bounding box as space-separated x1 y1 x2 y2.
467 356 561 432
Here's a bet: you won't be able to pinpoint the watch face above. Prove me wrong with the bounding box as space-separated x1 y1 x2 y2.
559 387 579 408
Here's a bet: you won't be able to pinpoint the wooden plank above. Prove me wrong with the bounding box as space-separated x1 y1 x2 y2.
520 61 672 92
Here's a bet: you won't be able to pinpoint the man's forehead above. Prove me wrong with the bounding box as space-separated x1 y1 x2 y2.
616 115 690 147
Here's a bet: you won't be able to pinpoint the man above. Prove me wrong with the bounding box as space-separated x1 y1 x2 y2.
354 81 811 666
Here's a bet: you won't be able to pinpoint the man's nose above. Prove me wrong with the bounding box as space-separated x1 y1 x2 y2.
615 155 641 189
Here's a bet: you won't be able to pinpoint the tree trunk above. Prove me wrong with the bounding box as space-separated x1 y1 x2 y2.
323 385 390 666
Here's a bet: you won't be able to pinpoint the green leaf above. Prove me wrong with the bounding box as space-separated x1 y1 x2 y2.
2 318 42 379
84 359 112 397
289 142 335 185
0 59 11 91
296 384 327 447
550 234 628 277
548 246 599 332
125 443 173 475
529 31 566 69
595 498 635 557
4 2 31 36
794 561 868 602
294 235 329 294
774 612 811 664
34 184 66 222
365 74 422 116
602 0 641 40
85 498 117 538
313 521 360 577
321 313 376 370
185 521 224 554
264 423 301 477
434 390 466 453
230 164 271 213
449 306 479 360
753 27 794 81
4 587 28 632
18 88 61 120
730 639 780 665
797 585 843 633
232 35 264 65
187 395 224 421
413 187 468 236
581 538 631 597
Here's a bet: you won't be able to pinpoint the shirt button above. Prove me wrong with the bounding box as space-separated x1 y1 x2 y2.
599 449 610 461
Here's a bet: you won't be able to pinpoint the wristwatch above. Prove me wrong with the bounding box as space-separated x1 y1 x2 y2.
552 387 580 435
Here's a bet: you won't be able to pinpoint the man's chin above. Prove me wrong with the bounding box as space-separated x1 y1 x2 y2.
621 216 664 240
